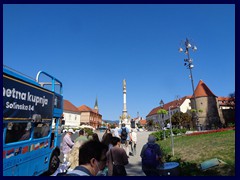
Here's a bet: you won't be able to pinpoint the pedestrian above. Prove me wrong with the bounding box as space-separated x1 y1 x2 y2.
58 140 108 176
112 123 120 138
106 137 129 176
102 127 112 140
119 123 130 156
61 129 75 162
68 129 89 170
130 129 137 156
91 133 100 142
74 129 88 144
101 133 113 150
140 135 163 176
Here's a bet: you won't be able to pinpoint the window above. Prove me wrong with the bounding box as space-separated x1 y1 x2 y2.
5 122 31 144
33 123 51 139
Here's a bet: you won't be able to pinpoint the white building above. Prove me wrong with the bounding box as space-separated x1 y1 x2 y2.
63 100 81 128
146 96 192 128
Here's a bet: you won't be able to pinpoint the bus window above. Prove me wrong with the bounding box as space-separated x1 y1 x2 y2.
5 122 32 144
33 123 51 139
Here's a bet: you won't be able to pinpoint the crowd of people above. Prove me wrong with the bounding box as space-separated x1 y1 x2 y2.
53 123 163 176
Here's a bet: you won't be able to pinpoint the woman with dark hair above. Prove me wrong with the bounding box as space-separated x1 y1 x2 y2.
106 137 128 176
92 133 100 142
101 133 113 150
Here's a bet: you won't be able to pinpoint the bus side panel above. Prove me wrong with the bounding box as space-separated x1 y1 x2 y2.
3 138 53 176
3 73 54 120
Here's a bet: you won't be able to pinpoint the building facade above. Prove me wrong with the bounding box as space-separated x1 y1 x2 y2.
146 80 235 130
63 100 81 128
77 105 102 129
146 96 192 129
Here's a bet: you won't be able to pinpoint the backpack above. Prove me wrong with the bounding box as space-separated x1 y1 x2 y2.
121 128 127 141
142 144 158 167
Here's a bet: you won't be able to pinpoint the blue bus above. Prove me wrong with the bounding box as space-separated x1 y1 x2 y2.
3 65 64 176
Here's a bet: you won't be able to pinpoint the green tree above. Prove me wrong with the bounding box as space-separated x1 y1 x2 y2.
147 119 154 130
157 109 168 129
171 112 191 128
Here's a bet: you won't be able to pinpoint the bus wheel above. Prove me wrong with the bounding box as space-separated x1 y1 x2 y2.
48 152 60 175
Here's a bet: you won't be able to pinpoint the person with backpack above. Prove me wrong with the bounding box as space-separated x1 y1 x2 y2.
140 135 163 176
118 123 131 156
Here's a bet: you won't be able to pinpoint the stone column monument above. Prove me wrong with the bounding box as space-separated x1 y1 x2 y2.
120 79 131 129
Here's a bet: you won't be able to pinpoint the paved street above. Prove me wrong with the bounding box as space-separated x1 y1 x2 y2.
123 130 152 176
59 130 152 176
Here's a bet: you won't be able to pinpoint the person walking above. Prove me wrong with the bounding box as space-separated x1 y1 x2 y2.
119 123 130 156
101 133 113 150
129 129 137 156
106 137 129 176
140 135 163 176
61 129 75 162
112 124 120 138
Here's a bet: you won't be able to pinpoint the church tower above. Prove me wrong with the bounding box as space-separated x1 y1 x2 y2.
94 97 99 113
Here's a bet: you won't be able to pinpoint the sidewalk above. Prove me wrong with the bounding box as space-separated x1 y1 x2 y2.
125 131 152 176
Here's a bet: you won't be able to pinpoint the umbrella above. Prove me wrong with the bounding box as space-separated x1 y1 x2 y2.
79 125 95 130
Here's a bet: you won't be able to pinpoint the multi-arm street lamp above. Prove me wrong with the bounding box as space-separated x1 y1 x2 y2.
179 38 199 130
159 99 166 140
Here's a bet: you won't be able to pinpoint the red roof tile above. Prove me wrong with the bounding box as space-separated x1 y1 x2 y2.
194 80 216 97
139 119 147 125
64 100 80 112
146 96 190 117
77 105 93 112
77 105 102 116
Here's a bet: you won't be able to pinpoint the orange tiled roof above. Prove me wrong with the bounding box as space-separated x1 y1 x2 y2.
146 96 190 117
78 105 102 116
64 100 80 112
139 119 147 125
217 97 235 101
194 80 216 97
217 96 235 106
77 105 93 112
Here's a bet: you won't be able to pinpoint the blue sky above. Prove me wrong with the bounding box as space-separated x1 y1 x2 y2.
3 4 235 121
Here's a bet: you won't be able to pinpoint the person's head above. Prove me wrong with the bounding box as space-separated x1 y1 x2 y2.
79 129 84 136
105 128 111 134
111 137 121 147
68 128 74 135
101 133 113 146
122 123 126 128
148 135 156 143
92 133 100 142
79 140 108 176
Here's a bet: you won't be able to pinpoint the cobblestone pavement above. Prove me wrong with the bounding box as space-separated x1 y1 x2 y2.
59 130 152 176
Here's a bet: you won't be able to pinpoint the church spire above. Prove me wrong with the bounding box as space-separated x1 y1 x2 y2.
94 96 99 111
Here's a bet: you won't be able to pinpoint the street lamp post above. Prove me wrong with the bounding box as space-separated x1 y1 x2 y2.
179 38 199 130
169 106 174 156
159 99 166 140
